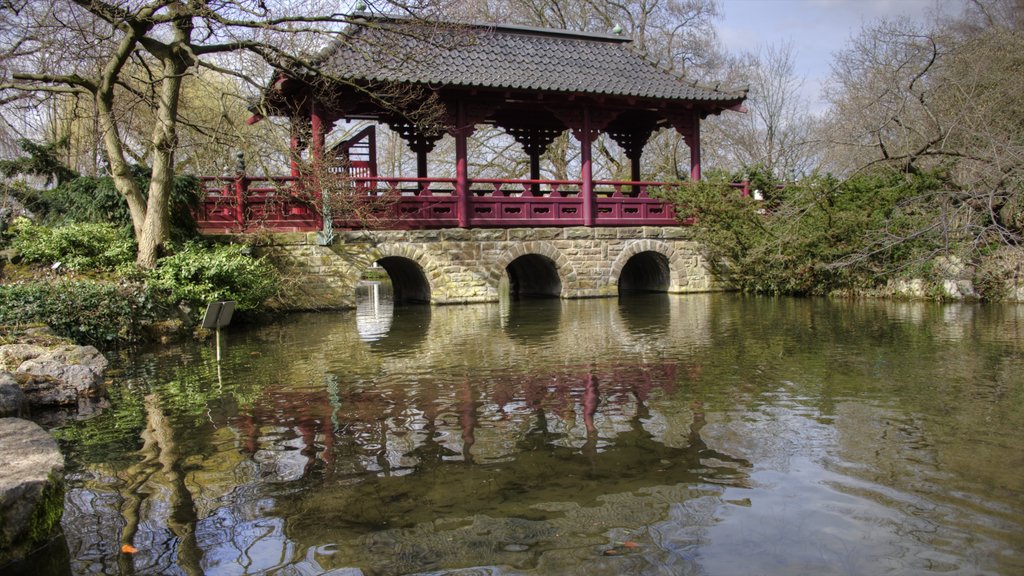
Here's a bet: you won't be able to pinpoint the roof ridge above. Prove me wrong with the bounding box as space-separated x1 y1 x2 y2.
351 13 632 43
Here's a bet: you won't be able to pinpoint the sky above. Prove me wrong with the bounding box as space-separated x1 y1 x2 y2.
715 0 961 113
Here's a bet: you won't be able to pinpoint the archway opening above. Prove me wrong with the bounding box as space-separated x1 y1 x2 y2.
376 256 431 304
506 254 561 299
618 251 670 294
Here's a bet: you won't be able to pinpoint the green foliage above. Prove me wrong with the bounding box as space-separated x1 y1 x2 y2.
0 138 77 187
666 169 945 295
43 175 127 226
147 241 279 311
7 219 136 272
0 280 161 345
43 165 202 241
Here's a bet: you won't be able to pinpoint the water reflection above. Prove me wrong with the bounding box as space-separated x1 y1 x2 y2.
44 296 1024 576
617 292 671 337
501 297 563 344
355 281 393 342
356 282 432 359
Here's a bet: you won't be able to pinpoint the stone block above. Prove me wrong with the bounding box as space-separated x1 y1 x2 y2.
565 227 593 240
659 226 689 239
470 229 508 241
268 232 309 245
441 228 474 241
508 228 562 241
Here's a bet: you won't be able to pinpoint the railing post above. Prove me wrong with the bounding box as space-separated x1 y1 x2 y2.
234 151 247 230
741 177 750 198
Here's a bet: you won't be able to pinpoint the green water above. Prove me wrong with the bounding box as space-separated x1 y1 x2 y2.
37 294 1024 574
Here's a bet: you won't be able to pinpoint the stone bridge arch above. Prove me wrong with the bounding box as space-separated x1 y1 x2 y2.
610 239 691 293
369 243 446 304
493 241 579 298
256 228 718 310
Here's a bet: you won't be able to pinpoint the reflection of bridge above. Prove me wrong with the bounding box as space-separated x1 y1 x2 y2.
230 360 745 503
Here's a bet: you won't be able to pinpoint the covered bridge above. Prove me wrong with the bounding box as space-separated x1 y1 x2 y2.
198 11 747 234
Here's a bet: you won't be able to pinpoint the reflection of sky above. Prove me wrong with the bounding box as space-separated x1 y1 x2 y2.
355 281 393 342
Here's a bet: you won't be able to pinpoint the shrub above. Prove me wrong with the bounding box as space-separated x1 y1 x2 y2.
8 219 136 272
147 241 278 311
43 165 202 241
664 169 944 295
0 280 160 345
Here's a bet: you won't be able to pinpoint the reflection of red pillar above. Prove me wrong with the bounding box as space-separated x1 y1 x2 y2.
583 374 600 434
460 379 477 462
236 415 259 455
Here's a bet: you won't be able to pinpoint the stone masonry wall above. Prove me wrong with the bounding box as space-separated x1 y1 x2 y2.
254 226 722 310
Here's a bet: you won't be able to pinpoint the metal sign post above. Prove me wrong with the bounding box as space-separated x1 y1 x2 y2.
201 301 236 363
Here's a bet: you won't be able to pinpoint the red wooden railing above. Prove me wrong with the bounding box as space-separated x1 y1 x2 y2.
196 174 751 233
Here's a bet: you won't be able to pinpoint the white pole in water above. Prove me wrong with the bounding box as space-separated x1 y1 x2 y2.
201 301 236 364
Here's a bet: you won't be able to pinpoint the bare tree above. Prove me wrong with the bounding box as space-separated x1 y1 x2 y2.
0 0 449 268
706 42 816 181
820 0 1024 253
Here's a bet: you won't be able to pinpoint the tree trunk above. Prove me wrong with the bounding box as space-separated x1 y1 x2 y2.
96 91 147 242
136 42 189 268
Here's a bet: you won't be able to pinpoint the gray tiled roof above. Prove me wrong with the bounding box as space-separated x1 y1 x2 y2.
317 17 745 104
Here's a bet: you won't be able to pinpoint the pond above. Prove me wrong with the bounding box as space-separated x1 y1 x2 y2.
21 292 1024 575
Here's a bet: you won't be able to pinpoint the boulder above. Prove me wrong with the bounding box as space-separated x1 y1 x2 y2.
0 418 65 567
11 345 107 407
0 373 28 417
0 344 46 372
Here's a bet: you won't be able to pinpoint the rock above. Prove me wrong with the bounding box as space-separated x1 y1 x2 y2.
14 345 107 407
0 344 46 372
0 417 65 566
0 373 28 417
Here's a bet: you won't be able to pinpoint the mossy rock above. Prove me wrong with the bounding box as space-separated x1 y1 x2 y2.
0 418 65 567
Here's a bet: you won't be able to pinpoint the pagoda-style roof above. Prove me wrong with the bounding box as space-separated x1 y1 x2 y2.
312 16 745 107
259 14 747 122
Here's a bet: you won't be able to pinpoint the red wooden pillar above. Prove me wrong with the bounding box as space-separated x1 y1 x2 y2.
529 148 541 195
580 107 596 226
234 151 247 230
671 111 702 182
689 118 702 181
310 102 326 163
454 99 474 228
416 148 429 179
289 119 303 178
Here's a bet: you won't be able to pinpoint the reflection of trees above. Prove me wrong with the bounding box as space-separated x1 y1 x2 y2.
116 394 204 575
